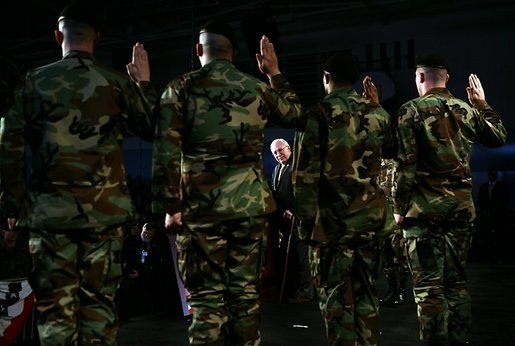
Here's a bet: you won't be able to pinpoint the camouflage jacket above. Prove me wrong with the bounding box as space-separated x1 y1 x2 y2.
294 87 393 244
151 59 301 222
379 158 395 201
0 51 155 229
392 88 507 222
379 158 398 235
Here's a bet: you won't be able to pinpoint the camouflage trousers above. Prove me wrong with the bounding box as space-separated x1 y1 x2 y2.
381 228 409 277
28 225 123 346
310 238 380 346
403 219 472 344
176 215 267 346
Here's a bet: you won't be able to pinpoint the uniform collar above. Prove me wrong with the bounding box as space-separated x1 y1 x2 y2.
327 86 357 98
204 58 234 69
63 50 95 61
423 87 452 97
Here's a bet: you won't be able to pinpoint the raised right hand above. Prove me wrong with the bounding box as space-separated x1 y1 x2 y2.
255 35 280 78
466 73 486 106
126 42 150 82
164 212 182 230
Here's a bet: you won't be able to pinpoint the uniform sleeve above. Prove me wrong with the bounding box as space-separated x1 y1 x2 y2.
151 81 184 215
380 107 396 160
0 74 30 217
392 102 417 216
293 104 324 234
472 100 507 147
263 74 302 127
121 79 156 142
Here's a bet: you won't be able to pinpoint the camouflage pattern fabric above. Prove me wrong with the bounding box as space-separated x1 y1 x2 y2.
152 58 301 345
294 87 392 345
0 50 155 229
28 225 123 346
0 50 155 345
380 229 409 278
151 59 301 220
294 87 393 244
177 216 267 346
404 218 472 344
378 159 396 237
392 88 506 221
378 159 409 277
310 239 380 346
392 88 507 343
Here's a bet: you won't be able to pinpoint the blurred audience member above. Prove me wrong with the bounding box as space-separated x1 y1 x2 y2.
0 225 35 345
475 169 511 261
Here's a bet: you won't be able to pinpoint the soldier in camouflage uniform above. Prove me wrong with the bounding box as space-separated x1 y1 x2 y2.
0 4 155 345
378 158 410 306
392 54 507 346
294 53 394 346
151 20 301 345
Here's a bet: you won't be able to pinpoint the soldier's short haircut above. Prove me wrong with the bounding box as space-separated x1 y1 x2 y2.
59 19 96 44
416 53 449 72
323 53 359 84
58 2 100 31
199 19 238 50
199 32 233 55
419 66 448 83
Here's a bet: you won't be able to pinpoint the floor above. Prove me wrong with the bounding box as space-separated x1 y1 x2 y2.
117 259 515 346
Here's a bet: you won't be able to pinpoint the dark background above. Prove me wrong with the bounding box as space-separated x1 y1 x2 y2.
1 0 514 206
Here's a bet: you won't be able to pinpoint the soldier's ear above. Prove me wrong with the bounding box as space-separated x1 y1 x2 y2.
54 30 64 46
196 43 203 57
418 72 425 84
323 73 330 85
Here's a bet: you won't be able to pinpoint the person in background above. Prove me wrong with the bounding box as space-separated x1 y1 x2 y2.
0 2 155 344
475 169 510 261
117 219 142 319
269 138 314 303
0 224 34 345
392 54 507 346
152 19 301 345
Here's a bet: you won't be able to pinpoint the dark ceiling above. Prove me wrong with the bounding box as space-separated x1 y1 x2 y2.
1 0 513 65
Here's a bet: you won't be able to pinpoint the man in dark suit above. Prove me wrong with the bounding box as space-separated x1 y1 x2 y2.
270 138 314 303
476 169 510 260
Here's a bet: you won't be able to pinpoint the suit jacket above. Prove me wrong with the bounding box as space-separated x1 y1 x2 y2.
271 159 294 213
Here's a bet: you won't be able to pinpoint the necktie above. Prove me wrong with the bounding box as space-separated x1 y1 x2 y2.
277 165 286 187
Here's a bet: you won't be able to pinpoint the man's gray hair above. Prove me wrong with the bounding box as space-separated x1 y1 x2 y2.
270 138 290 151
